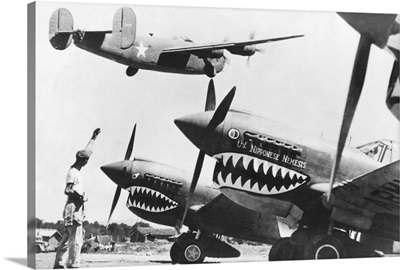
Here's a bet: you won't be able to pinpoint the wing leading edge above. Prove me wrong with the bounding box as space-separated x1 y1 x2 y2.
161 35 304 54
329 160 399 240
331 160 399 216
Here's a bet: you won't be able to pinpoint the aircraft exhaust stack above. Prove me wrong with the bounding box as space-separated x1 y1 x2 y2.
112 7 136 49
49 8 74 50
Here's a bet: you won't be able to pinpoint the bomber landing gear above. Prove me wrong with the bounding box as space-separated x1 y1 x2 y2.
170 232 240 264
204 62 216 78
126 66 139 77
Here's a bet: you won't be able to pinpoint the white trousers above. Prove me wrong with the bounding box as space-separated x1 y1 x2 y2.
54 222 83 268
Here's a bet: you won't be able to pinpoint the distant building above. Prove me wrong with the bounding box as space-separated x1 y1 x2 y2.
129 227 176 242
36 229 62 250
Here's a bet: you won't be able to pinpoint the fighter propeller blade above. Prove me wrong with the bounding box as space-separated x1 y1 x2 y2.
107 124 137 228
179 150 206 230
327 35 372 202
177 87 236 232
124 124 136 161
106 186 122 228
205 79 216 111
207 87 236 133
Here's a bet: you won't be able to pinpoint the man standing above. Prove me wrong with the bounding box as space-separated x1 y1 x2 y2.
54 128 101 269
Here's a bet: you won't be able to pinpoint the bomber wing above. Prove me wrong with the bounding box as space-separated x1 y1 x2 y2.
329 160 399 240
191 194 280 244
161 35 304 54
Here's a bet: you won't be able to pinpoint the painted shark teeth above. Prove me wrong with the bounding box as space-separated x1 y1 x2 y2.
214 152 307 180
213 152 309 195
126 186 178 212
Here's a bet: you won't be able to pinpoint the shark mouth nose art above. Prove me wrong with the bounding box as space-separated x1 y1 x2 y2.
213 153 309 195
127 186 178 212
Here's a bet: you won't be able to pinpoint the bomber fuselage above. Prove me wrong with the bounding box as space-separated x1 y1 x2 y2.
73 33 225 75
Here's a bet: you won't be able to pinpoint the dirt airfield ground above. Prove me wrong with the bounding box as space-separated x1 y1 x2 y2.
36 241 271 268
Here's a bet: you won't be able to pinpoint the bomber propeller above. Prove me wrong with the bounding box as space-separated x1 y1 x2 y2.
246 32 265 66
175 80 236 232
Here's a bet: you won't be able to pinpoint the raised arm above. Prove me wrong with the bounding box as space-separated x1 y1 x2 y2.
83 128 101 153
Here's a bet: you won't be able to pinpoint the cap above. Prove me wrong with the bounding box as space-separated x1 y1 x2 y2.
76 149 93 160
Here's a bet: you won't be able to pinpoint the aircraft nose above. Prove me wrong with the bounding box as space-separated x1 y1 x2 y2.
100 161 132 189
174 112 222 155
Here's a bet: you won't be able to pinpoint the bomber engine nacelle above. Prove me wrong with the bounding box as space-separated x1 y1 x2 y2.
195 49 225 59
227 45 257 56
112 7 137 49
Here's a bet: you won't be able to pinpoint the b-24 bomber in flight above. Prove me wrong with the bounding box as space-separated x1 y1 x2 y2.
49 7 303 78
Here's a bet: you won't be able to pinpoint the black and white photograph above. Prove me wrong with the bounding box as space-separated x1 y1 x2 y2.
3 0 400 270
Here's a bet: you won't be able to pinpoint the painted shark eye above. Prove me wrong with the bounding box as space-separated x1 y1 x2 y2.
228 128 240 140
132 173 140 179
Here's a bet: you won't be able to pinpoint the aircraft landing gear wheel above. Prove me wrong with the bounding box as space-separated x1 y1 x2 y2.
304 235 346 259
170 242 183 264
204 63 216 78
180 239 205 264
126 66 139 77
269 237 298 261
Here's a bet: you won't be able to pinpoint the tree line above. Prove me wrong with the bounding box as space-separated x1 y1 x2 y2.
36 218 151 242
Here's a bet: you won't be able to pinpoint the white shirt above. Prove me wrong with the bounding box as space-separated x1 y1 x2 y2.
66 167 84 196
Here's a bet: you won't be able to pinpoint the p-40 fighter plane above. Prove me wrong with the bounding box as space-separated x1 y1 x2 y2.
49 7 303 78
100 124 285 264
174 80 400 260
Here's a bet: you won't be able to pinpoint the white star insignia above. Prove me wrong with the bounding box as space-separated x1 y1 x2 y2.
135 41 148 58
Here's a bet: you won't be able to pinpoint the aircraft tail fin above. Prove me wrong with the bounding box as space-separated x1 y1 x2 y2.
112 7 136 49
49 8 74 50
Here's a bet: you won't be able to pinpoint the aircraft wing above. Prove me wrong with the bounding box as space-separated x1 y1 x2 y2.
330 160 399 216
161 35 304 54
191 194 280 244
329 160 399 240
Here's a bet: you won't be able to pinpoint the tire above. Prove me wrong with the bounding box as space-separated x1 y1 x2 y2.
304 235 346 259
126 67 139 77
170 242 183 264
269 237 298 261
204 64 216 78
180 239 206 264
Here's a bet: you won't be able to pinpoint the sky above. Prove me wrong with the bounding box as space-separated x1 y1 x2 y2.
33 1 399 227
